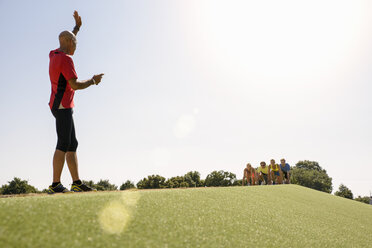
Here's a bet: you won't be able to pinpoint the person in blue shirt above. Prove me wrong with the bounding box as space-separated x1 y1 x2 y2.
280 158 291 184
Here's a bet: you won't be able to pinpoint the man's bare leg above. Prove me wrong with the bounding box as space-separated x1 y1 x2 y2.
268 175 272 185
278 174 283 184
66 151 80 181
272 172 278 184
250 175 255 185
258 174 265 185
53 149 66 182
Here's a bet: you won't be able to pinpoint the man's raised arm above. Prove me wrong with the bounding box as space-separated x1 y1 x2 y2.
72 10 82 36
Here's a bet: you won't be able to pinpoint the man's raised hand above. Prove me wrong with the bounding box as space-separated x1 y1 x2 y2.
73 11 82 28
72 11 82 35
93 74 104 85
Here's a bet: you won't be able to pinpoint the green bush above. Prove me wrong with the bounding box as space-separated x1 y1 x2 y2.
205 170 237 187
165 176 187 188
120 180 136 190
1 177 39 195
184 171 202 187
95 179 117 191
335 184 353 199
354 196 370 204
82 179 117 191
137 175 167 189
291 161 332 193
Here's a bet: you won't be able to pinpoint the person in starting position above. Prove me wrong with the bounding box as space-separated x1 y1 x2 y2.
257 161 271 185
279 158 291 184
269 159 283 184
242 163 258 186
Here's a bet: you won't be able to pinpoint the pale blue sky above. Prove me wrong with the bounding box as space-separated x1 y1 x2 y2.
0 0 371 196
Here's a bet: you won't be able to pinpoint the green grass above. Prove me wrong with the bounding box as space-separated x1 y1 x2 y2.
1 185 371 247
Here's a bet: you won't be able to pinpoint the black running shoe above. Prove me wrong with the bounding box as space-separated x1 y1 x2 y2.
47 183 69 194
70 182 97 192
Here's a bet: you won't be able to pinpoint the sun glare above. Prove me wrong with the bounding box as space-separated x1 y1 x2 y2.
98 191 141 235
185 0 367 84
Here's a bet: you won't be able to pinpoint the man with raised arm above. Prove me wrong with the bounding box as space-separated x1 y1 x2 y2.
47 11 104 194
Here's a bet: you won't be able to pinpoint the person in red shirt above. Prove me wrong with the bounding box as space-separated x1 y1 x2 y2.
47 11 104 194
242 163 258 186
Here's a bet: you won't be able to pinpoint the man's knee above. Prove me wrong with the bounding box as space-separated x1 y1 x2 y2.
57 137 77 152
67 139 78 152
56 140 70 152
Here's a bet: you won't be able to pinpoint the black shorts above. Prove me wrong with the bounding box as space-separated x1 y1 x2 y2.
282 171 289 179
260 173 268 182
52 108 78 152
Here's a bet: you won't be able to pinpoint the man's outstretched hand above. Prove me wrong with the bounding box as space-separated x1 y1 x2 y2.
73 10 82 28
93 74 104 85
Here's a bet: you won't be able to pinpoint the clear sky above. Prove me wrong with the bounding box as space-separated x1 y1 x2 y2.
0 0 371 196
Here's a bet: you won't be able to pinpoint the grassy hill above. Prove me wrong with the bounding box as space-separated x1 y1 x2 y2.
0 185 371 247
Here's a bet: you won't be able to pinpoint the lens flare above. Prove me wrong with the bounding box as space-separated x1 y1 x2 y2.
98 191 141 235
121 190 140 207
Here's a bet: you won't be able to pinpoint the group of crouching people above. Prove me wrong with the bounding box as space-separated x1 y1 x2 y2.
243 158 291 186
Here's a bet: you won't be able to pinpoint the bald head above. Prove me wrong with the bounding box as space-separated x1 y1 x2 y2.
58 31 77 55
59 31 76 44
